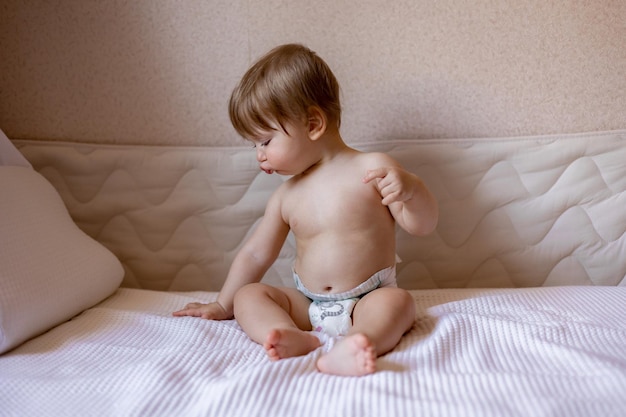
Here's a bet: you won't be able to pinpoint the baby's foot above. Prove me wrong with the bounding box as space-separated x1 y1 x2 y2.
316 333 377 376
263 328 320 361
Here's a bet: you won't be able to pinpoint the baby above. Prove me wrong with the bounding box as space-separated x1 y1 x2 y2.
174 43 438 376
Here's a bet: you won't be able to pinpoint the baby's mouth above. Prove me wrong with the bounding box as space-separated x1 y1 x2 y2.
261 167 274 174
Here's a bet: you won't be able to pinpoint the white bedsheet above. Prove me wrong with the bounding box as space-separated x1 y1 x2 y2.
1 287 625 417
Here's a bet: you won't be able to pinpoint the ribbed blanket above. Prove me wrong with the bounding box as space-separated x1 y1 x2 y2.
1 287 625 417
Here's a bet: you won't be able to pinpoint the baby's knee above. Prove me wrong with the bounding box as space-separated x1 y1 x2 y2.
397 288 416 312
383 288 416 318
234 282 269 303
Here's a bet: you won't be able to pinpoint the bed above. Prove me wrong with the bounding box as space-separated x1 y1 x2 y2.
1 129 625 417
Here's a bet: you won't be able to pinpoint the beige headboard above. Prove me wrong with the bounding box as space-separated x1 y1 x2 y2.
14 130 626 291
1 1 625 146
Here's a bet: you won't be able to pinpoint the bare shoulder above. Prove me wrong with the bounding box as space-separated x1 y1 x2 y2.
358 151 401 168
264 181 289 217
269 177 302 222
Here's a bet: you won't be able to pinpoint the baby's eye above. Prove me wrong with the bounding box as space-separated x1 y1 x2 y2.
251 137 271 148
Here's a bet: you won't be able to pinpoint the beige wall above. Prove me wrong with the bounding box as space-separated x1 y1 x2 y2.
1 0 625 146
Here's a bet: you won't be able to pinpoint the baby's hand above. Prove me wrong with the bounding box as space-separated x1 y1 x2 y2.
363 166 416 205
172 301 232 320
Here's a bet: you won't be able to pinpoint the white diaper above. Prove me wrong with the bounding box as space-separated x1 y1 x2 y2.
293 265 397 337
309 298 359 337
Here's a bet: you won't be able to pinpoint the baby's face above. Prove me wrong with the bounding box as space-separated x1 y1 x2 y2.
248 120 319 176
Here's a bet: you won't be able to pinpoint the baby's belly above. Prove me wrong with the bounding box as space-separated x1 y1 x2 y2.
294 235 396 294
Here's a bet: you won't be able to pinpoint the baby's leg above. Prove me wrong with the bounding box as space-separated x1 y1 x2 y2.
316 288 415 376
234 283 320 360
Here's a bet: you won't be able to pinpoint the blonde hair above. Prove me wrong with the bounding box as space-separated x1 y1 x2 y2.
229 44 341 139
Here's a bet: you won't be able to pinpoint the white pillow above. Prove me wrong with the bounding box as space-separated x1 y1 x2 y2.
0 128 31 167
0 166 124 354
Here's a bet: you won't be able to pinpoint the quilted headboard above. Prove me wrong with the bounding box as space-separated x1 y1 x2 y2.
14 130 626 291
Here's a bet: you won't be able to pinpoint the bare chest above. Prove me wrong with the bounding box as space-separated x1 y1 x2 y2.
282 174 391 238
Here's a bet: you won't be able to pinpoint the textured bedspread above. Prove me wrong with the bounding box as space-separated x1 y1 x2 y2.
1 287 625 417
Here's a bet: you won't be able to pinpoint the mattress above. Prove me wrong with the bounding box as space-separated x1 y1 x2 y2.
3 130 626 416
13 130 626 291
1 287 625 417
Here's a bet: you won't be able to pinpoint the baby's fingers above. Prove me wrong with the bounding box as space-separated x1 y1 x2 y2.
172 302 204 317
172 308 199 317
172 308 196 317
362 167 390 183
381 190 401 206
379 180 413 205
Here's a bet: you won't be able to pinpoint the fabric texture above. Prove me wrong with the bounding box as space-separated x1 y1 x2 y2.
0 287 624 417
0 166 124 354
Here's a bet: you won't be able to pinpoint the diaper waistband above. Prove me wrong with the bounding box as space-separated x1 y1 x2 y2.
293 265 396 302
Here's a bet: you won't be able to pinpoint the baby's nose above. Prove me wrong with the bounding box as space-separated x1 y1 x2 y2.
256 148 266 162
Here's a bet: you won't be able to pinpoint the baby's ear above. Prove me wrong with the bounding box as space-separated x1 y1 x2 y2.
307 106 327 140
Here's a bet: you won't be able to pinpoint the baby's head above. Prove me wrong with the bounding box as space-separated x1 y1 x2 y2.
229 44 341 140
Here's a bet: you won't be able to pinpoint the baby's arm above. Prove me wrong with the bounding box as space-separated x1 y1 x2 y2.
173 190 289 319
362 155 438 236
